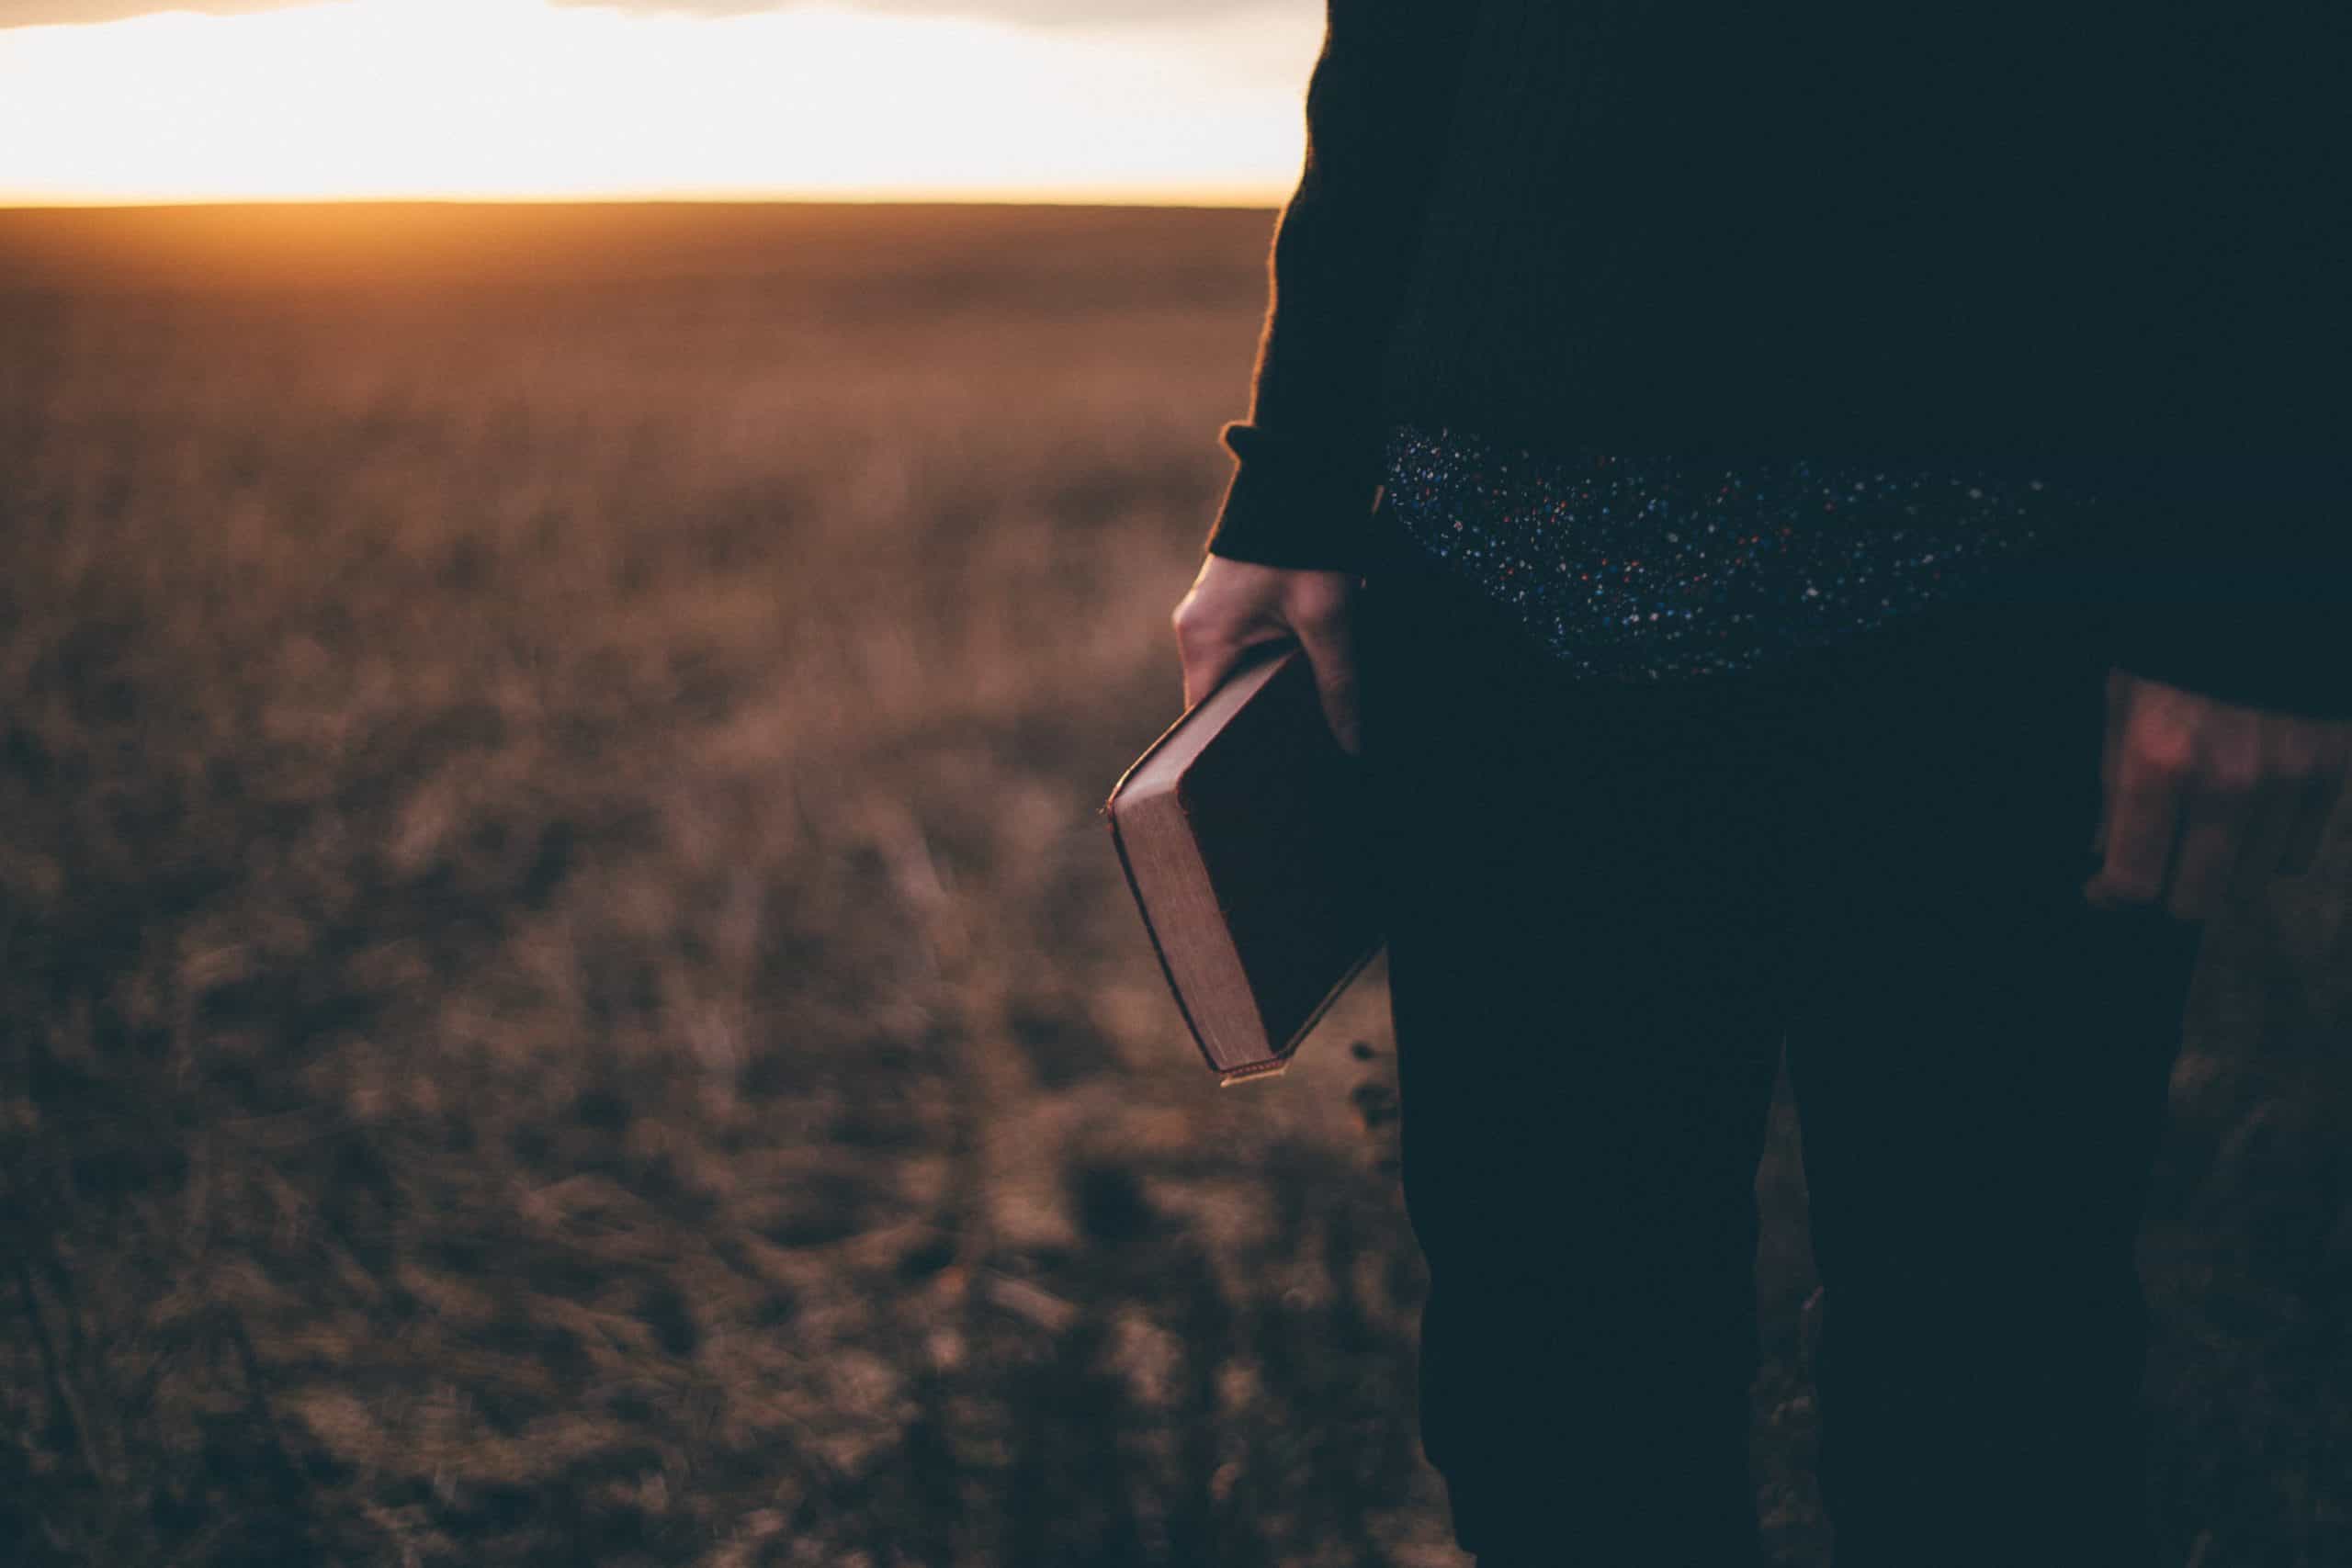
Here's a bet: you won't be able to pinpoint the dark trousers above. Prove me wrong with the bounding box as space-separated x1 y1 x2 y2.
1357 528 2206 1567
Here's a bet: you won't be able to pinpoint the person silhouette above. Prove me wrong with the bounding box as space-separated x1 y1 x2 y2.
1170 6 2352 1563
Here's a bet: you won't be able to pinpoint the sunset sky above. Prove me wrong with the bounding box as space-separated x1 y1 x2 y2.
0 0 1320 204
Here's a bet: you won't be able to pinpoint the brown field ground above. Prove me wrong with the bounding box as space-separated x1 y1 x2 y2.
1 204 2347 1568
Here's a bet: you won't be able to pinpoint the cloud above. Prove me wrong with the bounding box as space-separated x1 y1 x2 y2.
0 0 311 23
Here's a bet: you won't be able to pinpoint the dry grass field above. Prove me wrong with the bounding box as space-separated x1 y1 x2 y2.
1 203 2347 1568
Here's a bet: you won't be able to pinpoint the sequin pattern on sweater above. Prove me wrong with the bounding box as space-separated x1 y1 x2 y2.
1378 423 2098 682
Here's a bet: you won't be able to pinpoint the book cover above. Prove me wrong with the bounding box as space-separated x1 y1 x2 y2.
1103 645 1384 1083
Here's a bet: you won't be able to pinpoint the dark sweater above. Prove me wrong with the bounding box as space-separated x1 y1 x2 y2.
1204 2 2352 716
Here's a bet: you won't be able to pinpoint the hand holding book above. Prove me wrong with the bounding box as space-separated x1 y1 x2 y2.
1171 554 1364 756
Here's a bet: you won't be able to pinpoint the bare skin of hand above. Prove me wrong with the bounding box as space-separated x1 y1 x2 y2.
2084 669 2352 920
1172 555 1362 755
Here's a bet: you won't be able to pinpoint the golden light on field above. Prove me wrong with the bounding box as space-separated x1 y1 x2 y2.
0 0 1316 204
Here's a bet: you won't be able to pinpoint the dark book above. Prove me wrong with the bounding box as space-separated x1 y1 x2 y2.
1103 644 1384 1084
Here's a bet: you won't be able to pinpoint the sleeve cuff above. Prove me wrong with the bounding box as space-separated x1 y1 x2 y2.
2090 556 2352 719
2099 596 2352 719
2063 458 2352 717
1200 422 1382 574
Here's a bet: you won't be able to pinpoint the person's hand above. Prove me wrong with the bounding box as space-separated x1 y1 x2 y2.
2083 669 2352 919
1171 554 1362 754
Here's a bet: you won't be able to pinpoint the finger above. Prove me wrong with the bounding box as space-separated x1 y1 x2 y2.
2083 740 2188 910
2229 771 2303 903
2167 783 2250 921
2228 724 2311 901
2091 667 2131 854
1176 637 1225 711
1173 595 1277 710
2278 768 2344 877
1289 596 1363 756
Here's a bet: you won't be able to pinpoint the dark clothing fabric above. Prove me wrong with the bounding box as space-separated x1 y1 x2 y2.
1377 420 2095 682
1359 505 2206 1565
1209 2 2352 717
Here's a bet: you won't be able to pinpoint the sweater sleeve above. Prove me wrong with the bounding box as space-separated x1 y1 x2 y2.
2082 31 2352 722
1203 0 1482 573
2086 458 2352 720
2073 60 2349 720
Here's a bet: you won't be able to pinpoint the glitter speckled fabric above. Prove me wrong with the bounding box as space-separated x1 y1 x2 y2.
1378 423 2099 682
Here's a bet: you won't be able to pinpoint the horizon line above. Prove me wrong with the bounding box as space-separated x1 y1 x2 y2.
0 186 1291 212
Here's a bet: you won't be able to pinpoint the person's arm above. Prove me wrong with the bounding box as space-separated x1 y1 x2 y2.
2064 39 2352 912
1175 2 1481 751
2086 24 2349 725
2075 471 2352 920
1202 0 1482 572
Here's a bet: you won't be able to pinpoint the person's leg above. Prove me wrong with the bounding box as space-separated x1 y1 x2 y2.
1357 545 1798 1567
1777 602 2207 1568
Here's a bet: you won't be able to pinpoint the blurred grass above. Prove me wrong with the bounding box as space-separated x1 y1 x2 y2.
0 204 2346 1568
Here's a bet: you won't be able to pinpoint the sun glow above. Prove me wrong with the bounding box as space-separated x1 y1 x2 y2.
0 0 1315 204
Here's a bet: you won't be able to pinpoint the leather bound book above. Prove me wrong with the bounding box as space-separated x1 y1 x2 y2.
1103 645 1383 1084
